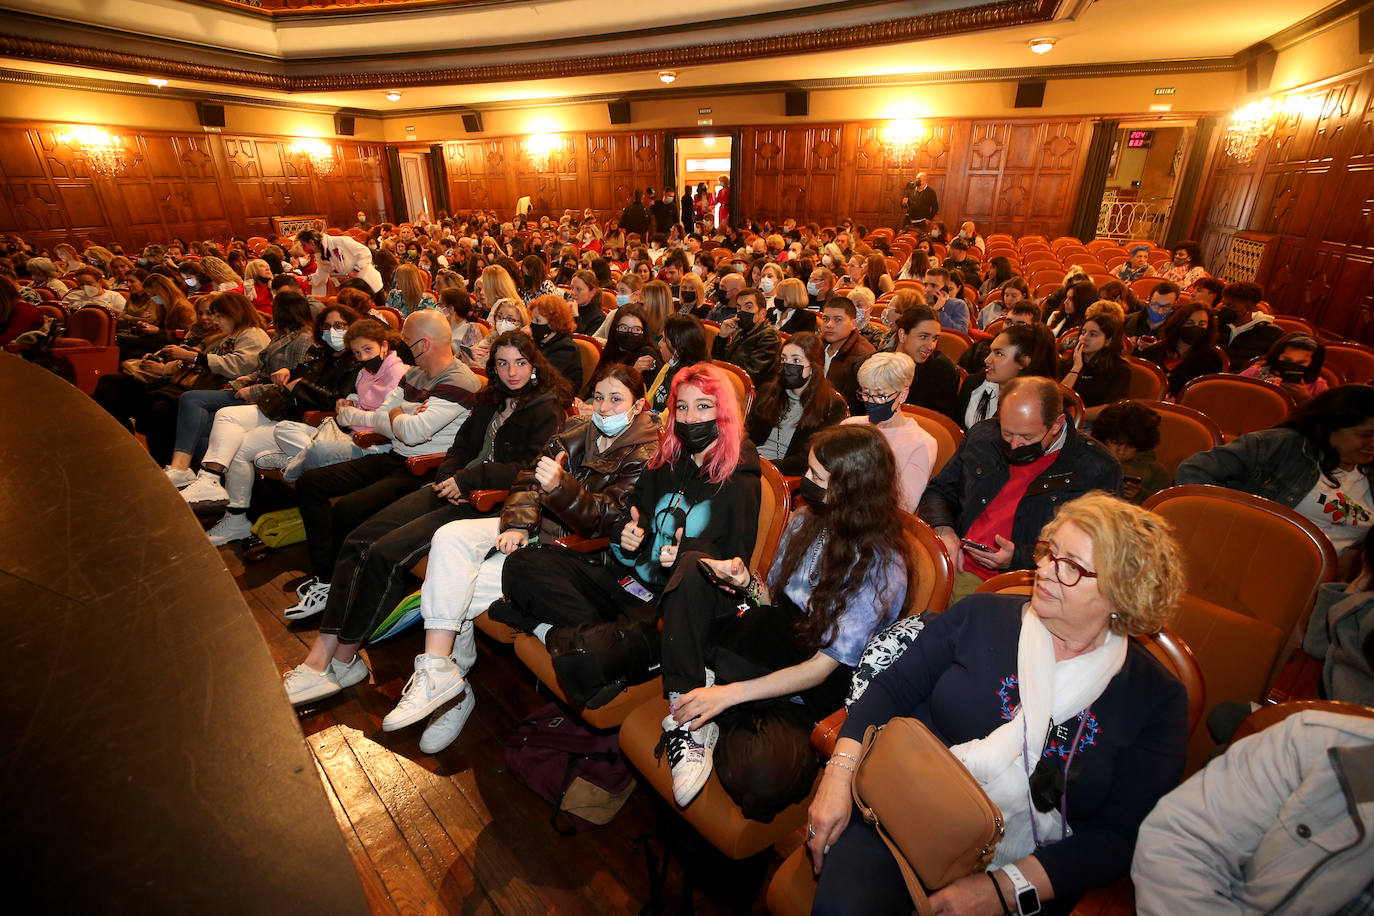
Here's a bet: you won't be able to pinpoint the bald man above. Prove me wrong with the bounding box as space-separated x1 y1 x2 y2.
918 376 1122 602
290 308 483 621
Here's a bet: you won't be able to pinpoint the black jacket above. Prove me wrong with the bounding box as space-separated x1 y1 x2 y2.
619 202 651 236
501 411 661 541
917 416 1122 571
748 386 848 475
435 389 566 491
283 344 360 419
770 305 818 335
711 320 783 386
582 343 661 399
825 331 877 415
1067 355 1131 408
650 200 678 235
539 331 583 393
906 349 961 421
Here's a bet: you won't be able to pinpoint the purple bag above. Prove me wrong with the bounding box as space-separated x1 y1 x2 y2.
503 703 636 833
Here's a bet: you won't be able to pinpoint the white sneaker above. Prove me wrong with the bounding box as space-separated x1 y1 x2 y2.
181 471 229 510
293 576 318 599
285 580 330 620
206 512 253 546
382 654 466 732
330 654 370 690
659 714 719 807
283 662 341 706
253 451 291 472
164 466 196 489
418 688 476 754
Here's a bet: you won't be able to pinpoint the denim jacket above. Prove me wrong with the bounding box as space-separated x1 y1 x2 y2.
1174 428 1372 509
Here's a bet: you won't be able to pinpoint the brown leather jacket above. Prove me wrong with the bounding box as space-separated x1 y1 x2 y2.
500 410 662 541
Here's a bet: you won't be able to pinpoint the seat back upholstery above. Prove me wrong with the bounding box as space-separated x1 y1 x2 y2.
752 457 790 572
1124 356 1168 400
1178 373 1295 441
1122 399 1223 478
710 359 755 416
1058 383 1086 426
67 306 114 346
571 334 603 388
908 514 956 614
1323 342 1374 383
374 306 403 331
936 329 971 362
900 404 963 477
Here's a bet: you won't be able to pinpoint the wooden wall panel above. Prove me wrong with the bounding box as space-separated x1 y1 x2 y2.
1195 67 1374 342
0 120 390 250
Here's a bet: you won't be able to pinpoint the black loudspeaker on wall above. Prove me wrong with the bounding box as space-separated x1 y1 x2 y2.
334 114 355 137
784 90 809 117
461 111 483 133
608 100 631 125
196 102 226 128
1013 80 1047 109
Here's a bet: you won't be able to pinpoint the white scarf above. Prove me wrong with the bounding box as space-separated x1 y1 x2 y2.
952 605 1126 867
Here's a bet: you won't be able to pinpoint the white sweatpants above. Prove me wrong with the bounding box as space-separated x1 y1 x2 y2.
420 516 508 676
202 404 278 509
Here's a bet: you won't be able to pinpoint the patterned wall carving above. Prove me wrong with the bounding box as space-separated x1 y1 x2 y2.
1195 67 1374 342
0 121 388 249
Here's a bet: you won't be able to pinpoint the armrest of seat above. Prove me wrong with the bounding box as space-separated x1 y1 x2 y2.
302 410 334 427
468 489 509 513
553 535 611 552
403 453 445 476
1264 648 1324 705
781 475 801 494
810 707 847 757
352 430 388 449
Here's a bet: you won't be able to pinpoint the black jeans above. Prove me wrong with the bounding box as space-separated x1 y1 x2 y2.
500 544 655 631
812 807 912 914
93 373 180 465
317 485 486 644
296 452 433 580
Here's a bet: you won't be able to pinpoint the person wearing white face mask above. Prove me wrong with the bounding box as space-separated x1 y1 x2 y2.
469 298 529 367
758 263 784 316
61 265 127 312
807 267 837 309
382 364 661 752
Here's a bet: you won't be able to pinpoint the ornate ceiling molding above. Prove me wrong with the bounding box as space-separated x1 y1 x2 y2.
0 0 1061 93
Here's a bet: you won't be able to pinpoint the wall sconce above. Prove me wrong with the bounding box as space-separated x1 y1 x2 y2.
523 133 560 171
291 138 337 176
58 126 131 178
1224 94 1319 163
1028 37 1056 54
881 119 924 161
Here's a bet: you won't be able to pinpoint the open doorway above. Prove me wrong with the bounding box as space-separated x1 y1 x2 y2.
672 135 734 230
397 151 434 222
1096 124 1195 243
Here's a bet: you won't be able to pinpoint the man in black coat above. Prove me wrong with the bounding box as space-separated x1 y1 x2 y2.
619 190 651 237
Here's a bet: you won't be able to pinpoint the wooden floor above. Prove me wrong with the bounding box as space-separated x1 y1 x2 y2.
227 541 785 916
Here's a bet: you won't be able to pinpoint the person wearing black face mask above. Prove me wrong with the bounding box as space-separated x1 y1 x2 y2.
1137 304 1226 398
711 289 782 386
748 334 848 475
841 352 937 512
580 303 661 400
526 294 583 392
919 376 1122 604
1217 281 1283 371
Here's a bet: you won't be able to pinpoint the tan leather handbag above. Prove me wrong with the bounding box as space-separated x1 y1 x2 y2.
851 719 1005 916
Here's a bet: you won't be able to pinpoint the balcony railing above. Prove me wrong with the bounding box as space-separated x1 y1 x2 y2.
1097 197 1173 243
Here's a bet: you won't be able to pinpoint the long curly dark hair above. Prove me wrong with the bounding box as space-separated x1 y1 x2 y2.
1280 384 1374 483
772 424 919 649
481 329 572 409
750 332 839 432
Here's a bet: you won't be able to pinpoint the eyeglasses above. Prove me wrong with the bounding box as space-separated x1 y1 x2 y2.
1033 540 1099 587
616 325 645 336
323 321 349 330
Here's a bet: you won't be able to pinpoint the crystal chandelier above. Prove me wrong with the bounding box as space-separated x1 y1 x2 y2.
1224 95 1318 164
292 138 337 176
523 133 560 171
882 120 923 162
59 126 131 178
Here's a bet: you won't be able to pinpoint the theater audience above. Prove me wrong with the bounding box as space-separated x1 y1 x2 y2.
526 293 583 392
568 269 606 335
1121 281 1180 339
1176 384 1374 556
749 332 847 476
1157 240 1209 292
584 303 660 397
819 297 876 415
657 424 916 813
712 286 782 386
1239 332 1329 402
1111 244 1156 283
924 267 970 333
0 275 43 346
920 376 1122 600
647 313 709 417
1136 303 1224 397
470 298 528 367
812 493 1187 914
843 353 937 512
62 265 126 311
494 364 761 708
892 305 960 419
769 276 818 334
383 365 661 752
955 323 1059 430
1046 278 1095 337
1062 312 1130 422
1091 402 1169 504
387 263 437 316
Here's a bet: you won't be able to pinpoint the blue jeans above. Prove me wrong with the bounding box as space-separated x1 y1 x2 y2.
174 388 241 461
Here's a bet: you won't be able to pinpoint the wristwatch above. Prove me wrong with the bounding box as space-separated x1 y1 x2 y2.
1002 864 1040 916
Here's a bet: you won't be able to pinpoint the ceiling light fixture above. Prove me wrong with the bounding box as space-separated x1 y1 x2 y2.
386 90 402 102
147 77 168 88
659 70 677 84
1028 38 1056 54
882 119 924 161
1223 95 1318 163
524 133 561 171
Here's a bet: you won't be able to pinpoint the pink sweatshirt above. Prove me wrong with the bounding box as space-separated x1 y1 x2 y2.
346 352 408 430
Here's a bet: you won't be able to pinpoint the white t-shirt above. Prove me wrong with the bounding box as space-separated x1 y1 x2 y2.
1294 468 1373 554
